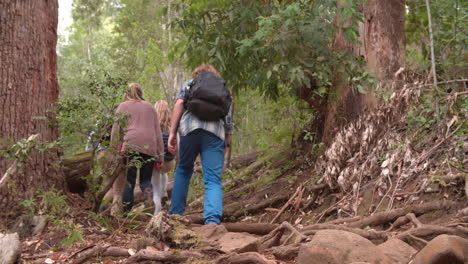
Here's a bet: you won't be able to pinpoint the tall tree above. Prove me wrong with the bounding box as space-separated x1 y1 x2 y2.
321 0 406 144
0 0 62 219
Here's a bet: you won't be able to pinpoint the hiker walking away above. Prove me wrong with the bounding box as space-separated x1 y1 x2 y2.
110 83 164 212
168 64 233 225
152 100 176 214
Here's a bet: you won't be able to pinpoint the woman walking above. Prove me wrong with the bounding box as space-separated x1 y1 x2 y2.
152 100 176 214
111 83 164 212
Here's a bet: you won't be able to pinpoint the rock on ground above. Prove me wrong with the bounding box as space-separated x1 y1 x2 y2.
0 233 21 264
377 238 416 264
410 234 468 264
192 224 259 253
297 230 391 264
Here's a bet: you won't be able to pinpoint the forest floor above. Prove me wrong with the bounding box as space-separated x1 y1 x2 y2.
16 144 467 264
12 82 468 263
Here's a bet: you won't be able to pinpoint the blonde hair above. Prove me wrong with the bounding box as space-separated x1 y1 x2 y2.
123 83 143 102
154 100 171 132
191 64 222 79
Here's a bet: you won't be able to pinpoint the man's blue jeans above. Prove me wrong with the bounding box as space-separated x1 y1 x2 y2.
169 129 224 224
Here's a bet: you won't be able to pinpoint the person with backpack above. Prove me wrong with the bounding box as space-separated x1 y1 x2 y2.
167 64 233 225
152 100 175 214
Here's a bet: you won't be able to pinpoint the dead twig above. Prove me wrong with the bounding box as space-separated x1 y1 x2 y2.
72 243 110 264
270 184 303 224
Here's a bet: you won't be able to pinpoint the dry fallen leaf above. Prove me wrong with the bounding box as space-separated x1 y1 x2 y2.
128 248 136 256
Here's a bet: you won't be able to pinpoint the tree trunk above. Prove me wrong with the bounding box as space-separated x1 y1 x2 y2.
321 0 406 145
0 0 62 219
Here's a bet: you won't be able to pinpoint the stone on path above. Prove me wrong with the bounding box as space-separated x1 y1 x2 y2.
0 233 21 264
377 238 416 264
192 223 259 253
410 234 467 264
296 230 391 264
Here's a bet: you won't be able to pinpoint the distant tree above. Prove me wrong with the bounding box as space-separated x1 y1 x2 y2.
0 0 63 219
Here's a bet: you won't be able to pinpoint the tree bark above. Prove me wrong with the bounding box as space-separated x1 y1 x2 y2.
0 0 62 219
321 0 406 145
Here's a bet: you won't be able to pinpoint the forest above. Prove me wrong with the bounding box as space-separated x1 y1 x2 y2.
0 0 467 263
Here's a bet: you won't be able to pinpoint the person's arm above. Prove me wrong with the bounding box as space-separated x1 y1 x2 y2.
168 99 184 154
224 103 234 147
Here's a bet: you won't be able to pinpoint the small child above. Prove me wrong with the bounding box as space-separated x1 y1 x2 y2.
152 100 176 214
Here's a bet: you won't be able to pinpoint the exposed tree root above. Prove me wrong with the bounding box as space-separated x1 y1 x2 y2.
215 252 276 264
223 223 279 235
265 244 300 261
122 249 203 264
347 201 453 228
238 221 307 254
223 193 290 219
395 224 468 245
326 215 362 225
386 213 422 231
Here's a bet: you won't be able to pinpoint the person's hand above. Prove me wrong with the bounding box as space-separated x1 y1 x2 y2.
168 133 177 154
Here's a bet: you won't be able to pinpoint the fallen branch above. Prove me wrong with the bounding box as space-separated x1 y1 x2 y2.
72 243 110 264
123 249 203 264
347 201 452 228
270 185 303 224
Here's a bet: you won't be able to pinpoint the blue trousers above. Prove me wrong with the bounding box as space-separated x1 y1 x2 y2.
169 129 224 224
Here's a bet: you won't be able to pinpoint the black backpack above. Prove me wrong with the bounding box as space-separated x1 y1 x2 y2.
184 71 231 121
162 132 175 161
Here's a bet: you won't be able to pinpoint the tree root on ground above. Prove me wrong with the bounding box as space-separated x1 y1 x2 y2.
184 193 291 224
265 243 300 261
237 221 307 253
347 201 452 228
386 213 422 231
215 252 276 264
223 223 279 235
395 224 468 249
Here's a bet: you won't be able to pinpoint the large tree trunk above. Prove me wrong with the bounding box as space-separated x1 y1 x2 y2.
320 0 406 145
0 0 62 219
